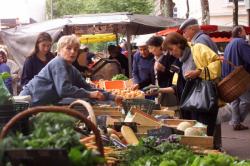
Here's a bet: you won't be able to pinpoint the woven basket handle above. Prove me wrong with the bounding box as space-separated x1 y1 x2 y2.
217 56 237 68
69 99 97 125
0 106 104 156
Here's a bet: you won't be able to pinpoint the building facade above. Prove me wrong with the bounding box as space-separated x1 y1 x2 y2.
0 0 46 25
173 0 248 26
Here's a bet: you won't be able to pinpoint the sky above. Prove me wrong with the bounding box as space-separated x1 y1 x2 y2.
0 0 46 23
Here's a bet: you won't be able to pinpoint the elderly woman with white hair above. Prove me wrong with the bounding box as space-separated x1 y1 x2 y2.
20 35 123 106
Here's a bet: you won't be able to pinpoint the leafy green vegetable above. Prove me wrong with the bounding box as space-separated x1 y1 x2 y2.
0 72 11 80
120 136 250 166
111 74 128 80
0 113 105 166
234 160 250 166
120 137 190 166
159 160 178 166
68 146 105 166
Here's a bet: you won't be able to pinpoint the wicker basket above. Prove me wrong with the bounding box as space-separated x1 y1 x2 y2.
0 106 104 166
218 62 250 103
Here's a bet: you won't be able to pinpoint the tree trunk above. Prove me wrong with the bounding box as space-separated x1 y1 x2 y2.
186 0 189 18
233 0 238 26
164 0 175 17
200 0 210 24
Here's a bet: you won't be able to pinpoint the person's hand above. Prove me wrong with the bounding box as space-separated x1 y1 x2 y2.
184 69 201 79
132 84 139 90
90 91 105 100
88 82 96 88
154 62 165 72
145 88 159 96
114 96 123 105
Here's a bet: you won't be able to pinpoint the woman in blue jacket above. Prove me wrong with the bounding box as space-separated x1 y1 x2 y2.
20 35 123 106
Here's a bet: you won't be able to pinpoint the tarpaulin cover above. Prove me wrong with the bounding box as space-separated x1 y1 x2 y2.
0 13 185 67
157 25 250 37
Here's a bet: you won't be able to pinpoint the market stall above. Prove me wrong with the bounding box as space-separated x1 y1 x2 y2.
1 15 250 165
157 24 250 38
157 25 250 54
2 100 250 165
79 33 117 44
0 12 185 77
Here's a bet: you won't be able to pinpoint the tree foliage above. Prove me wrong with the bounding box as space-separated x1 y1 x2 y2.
46 0 154 19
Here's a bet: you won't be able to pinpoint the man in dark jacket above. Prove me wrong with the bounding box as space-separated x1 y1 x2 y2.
132 41 155 90
179 18 218 53
222 26 250 130
108 45 129 77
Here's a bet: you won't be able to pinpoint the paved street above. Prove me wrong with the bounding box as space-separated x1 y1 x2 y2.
222 113 250 160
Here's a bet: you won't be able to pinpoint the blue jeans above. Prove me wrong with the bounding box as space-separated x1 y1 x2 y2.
230 90 250 125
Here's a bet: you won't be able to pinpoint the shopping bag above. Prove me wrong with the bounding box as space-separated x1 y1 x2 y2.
180 68 218 112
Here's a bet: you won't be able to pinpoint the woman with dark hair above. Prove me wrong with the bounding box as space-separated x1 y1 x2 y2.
21 32 54 87
146 36 176 88
146 35 177 106
160 32 221 136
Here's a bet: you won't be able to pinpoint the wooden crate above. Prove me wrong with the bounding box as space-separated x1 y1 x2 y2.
191 146 222 155
163 119 196 128
93 106 124 118
161 106 179 111
152 110 175 117
124 111 161 127
136 125 160 134
180 136 214 149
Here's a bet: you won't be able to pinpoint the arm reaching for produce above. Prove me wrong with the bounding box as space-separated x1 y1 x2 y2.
132 84 139 90
114 96 123 105
159 87 175 94
89 91 105 100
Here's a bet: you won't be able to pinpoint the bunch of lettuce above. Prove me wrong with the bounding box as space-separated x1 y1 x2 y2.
111 74 128 80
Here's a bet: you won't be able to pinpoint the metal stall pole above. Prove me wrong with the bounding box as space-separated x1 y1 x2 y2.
126 28 132 78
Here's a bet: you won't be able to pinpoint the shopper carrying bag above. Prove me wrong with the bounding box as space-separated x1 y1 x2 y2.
180 67 218 113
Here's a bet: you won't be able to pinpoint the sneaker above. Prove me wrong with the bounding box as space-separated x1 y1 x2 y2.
233 124 249 131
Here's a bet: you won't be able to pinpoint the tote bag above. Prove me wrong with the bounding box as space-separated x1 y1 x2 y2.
180 67 218 112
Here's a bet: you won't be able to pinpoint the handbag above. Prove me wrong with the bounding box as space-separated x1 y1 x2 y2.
180 67 218 112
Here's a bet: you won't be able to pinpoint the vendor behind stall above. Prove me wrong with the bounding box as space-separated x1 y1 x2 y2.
132 40 155 90
73 45 90 78
108 45 129 77
19 35 123 106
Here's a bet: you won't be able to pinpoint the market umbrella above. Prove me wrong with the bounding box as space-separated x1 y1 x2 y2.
157 25 250 38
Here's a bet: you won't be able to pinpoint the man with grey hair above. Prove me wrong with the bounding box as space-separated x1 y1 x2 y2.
179 18 218 53
20 35 122 106
132 40 154 90
180 18 220 148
